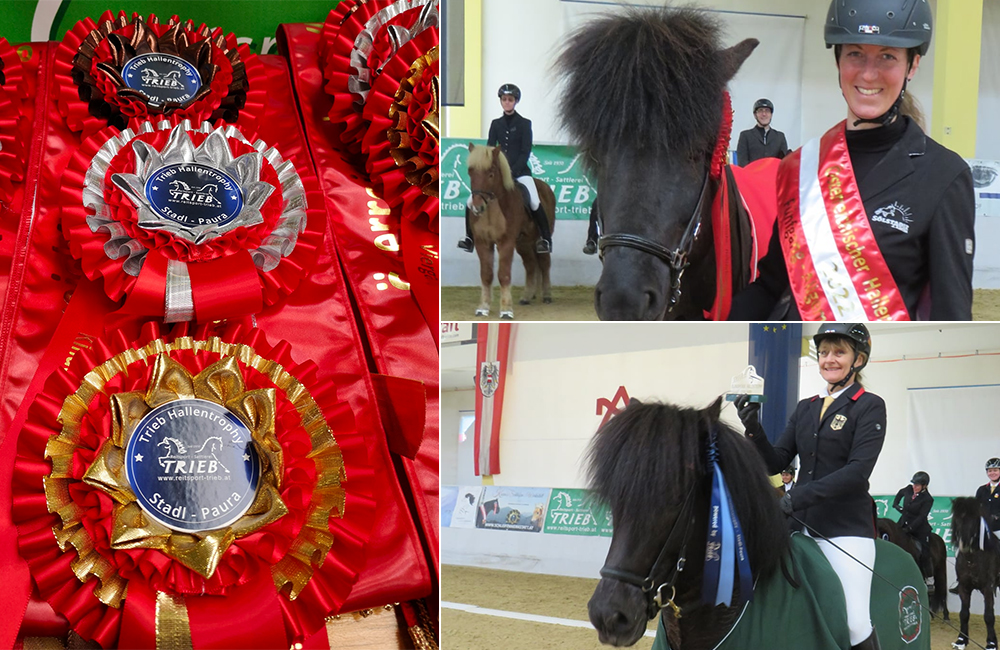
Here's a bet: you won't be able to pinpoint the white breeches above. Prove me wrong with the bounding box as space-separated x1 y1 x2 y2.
516 175 540 210
809 534 875 646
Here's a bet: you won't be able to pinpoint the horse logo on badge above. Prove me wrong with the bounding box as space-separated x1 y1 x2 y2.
479 361 500 397
832 414 848 430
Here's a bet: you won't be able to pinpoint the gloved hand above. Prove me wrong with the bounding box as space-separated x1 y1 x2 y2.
894 505 904 513
779 492 794 516
734 395 763 438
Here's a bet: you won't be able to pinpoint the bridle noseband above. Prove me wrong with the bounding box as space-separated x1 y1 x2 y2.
599 479 701 621
469 189 496 214
597 170 711 312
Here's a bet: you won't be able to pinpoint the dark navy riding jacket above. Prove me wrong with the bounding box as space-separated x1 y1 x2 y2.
749 383 886 539
976 483 1000 532
735 125 789 165
892 485 933 541
487 111 533 178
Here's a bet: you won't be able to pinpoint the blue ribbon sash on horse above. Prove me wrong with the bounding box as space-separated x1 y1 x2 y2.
703 429 753 606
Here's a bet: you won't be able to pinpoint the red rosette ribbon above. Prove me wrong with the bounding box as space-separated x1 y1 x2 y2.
361 29 439 232
54 11 266 140
0 37 30 204
11 321 377 648
61 119 323 322
321 0 439 158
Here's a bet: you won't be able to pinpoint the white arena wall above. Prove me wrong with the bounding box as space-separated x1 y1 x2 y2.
442 323 1000 612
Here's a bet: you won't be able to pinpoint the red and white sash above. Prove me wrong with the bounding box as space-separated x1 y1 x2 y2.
777 121 910 321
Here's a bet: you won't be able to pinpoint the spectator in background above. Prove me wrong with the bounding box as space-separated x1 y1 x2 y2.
977 458 1000 540
893 471 934 579
735 98 789 165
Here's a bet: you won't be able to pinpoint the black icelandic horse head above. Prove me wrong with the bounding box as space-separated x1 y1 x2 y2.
556 8 757 320
585 398 787 647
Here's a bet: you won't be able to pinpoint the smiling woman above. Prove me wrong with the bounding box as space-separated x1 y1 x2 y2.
730 0 977 322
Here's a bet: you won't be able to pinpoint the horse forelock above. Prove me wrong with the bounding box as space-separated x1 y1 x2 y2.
555 7 728 161
587 400 788 582
469 145 516 193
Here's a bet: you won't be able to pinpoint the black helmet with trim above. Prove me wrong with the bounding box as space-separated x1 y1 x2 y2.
753 98 774 113
498 83 521 102
824 0 933 56
781 464 796 476
911 471 929 486
814 323 871 367
986 458 1000 470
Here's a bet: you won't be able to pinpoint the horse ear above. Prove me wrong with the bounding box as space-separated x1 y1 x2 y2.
468 142 475 152
704 396 723 422
719 38 759 82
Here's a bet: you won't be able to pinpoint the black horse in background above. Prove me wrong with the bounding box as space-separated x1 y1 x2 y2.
585 398 929 649
876 518 948 620
951 497 1000 650
556 8 760 320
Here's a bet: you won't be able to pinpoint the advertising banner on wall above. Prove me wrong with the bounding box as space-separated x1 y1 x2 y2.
544 488 613 537
440 138 596 220
968 159 1000 220
447 486 484 529
475 486 551 532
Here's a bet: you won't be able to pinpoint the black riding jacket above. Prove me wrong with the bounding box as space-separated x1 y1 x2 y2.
730 117 975 321
892 485 933 541
736 125 789 165
487 111 533 178
976 482 1000 532
748 383 886 539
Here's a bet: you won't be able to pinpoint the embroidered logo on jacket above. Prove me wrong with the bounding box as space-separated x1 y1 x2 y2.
871 202 913 234
831 414 847 430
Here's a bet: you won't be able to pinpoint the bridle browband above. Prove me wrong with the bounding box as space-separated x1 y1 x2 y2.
598 478 702 621
597 170 712 312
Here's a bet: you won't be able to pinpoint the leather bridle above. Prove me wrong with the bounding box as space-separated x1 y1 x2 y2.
597 170 712 312
598 479 701 621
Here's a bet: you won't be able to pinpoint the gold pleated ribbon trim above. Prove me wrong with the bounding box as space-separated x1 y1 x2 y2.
43 335 347 607
155 591 193 650
388 45 438 197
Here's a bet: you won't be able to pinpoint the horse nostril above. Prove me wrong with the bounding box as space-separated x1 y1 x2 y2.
644 290 658 317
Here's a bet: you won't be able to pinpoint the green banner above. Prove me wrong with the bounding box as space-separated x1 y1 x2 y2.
544 488 613 537
440 138 596 220
874 494 956 557
1 1 334 54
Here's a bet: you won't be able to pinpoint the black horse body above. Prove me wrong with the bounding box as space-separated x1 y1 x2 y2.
875 517 948 619
951 496 1000 649
556 8 759 320
585 398 789 648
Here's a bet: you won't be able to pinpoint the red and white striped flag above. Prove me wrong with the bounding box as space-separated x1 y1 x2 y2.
474 323 512 476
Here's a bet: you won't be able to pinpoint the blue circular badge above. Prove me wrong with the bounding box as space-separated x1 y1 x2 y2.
122 53 202 106
144 163 244 229
124 398 260 532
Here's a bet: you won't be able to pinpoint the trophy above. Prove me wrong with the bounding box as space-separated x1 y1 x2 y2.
725 365 766 403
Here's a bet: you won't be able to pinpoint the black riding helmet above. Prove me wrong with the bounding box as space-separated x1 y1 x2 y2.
987 458 1000 470
911 471 930 487
498 83 521 102
753 98 774 113
824 0 933 55
825 0 932 127
814 322 871 387
781 464 796 476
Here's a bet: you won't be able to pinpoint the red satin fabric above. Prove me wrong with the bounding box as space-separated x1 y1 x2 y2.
282 23 440 577
2 47 432 649
188 251 262 321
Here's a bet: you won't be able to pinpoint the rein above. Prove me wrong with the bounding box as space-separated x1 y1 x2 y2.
597 171 711 312
599 479 702 621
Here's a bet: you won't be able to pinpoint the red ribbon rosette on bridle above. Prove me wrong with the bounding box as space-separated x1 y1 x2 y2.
11 321 376 647
0 37 30 204
61 119 324 322
54 11 266 139
321 0 438 159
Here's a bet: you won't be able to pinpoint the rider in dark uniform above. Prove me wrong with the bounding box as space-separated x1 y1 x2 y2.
893 471 933 578
458 83 553 254
735 98 790 165
976 457 1000 538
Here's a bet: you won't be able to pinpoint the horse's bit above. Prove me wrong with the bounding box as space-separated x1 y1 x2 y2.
468 189 496 215
599 480 701 621
597 170 711 312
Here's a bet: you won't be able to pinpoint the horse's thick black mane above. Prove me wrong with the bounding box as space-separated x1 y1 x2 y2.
555 6 729 160
586 399 788 583
952 496 1000 552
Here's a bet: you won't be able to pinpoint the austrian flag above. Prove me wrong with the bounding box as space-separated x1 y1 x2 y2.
474 323 512 476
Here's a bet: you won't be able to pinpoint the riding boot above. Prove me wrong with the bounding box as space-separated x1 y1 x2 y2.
457 206 474 253
851 628 881 650
530 205 553 253
583 202 599 255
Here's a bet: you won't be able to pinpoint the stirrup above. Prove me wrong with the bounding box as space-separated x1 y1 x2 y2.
457 237 474 253
535 239 552 254
583 240 598 255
